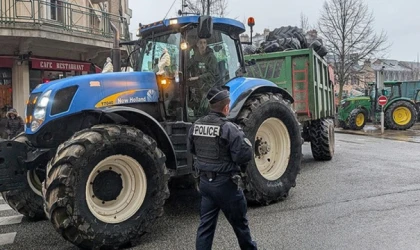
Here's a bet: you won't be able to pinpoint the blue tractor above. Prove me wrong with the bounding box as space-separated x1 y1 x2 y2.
0 16 301 248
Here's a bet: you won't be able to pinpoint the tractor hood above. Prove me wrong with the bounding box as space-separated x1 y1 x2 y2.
26 72 159 133
341 96 370 103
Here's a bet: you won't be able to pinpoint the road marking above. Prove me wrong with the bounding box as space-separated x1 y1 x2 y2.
0 215 23 226
0 204 12 212
0 232 16 246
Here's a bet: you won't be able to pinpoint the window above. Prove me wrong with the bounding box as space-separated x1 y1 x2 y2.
50 0 64 22
185 28 240 119
137 33 180 76
0 69 12 85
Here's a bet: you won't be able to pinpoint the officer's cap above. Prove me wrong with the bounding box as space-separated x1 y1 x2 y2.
207 86 230 104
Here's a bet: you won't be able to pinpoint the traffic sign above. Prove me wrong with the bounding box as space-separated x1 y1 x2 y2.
378 95 388 106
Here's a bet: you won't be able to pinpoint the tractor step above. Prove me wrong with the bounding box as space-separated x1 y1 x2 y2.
164 121 193 176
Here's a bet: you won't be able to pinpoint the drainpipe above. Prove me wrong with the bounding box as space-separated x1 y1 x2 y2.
110 21 121 72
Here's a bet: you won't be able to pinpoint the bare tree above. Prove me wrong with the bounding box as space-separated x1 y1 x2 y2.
318 0 388 104
183 0 228 16
300 12 310 32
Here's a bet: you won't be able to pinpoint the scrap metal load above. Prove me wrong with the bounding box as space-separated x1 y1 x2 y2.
243 26 328 57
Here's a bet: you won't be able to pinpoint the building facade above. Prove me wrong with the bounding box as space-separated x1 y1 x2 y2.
0 0 132 117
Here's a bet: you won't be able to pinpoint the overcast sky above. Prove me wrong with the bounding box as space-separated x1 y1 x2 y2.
128 0 420 62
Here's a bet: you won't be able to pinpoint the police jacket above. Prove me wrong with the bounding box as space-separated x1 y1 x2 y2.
188 111 253 173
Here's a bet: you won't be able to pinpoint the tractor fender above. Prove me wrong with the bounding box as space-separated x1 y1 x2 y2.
227 84 294 120
384 97 413 111
100 106 177 170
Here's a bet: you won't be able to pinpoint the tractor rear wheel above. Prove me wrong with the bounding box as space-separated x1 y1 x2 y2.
348 108 366 130
309 119 335 161
43 125 169 249
237 92 301 204
385 101 417 130
1 134 46 220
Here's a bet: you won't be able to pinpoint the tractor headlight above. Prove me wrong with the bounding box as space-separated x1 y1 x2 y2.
31 90 52 132
341 100 350 108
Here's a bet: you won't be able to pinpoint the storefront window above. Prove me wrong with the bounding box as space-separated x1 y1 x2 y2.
0 68 12 115
0 68 12 85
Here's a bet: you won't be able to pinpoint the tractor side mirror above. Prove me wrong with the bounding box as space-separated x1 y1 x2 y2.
197 16 213 39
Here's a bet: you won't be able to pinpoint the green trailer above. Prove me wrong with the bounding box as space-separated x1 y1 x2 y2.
244 48 335 160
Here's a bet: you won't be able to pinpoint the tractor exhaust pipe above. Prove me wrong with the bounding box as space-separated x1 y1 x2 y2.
110 21 121 72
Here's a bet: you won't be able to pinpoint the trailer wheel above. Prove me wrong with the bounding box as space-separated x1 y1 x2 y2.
348 108 366 130
385 101 417 130
43 125 169 249
309 119 335 161
237 93 301 204
1 134 46 220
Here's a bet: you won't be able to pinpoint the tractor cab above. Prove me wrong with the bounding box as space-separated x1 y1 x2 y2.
132 16 247 122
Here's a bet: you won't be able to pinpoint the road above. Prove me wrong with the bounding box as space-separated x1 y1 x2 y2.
1 133 420 250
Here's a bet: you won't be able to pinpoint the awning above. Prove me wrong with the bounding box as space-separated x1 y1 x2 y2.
0 57 14 68
31 58 93 72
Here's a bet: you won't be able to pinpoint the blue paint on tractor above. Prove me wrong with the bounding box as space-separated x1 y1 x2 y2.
226 77 278 108
139 15 245 35
26 72 159 134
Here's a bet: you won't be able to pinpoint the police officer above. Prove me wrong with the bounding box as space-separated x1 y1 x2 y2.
188 86 257 250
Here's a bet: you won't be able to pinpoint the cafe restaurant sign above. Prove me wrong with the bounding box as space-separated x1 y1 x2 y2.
32 58 91 72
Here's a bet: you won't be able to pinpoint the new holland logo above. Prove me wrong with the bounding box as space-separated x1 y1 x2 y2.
147 89 157 102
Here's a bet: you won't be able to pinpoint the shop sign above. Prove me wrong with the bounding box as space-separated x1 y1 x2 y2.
0 57 14 68
32 58 91 72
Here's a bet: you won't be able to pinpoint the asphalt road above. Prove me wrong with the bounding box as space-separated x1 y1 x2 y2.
1 133 420 250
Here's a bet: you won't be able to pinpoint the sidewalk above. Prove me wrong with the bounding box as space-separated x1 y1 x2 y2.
335 123 420 143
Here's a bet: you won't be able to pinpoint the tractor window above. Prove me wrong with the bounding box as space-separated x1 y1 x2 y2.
185 28 240 120
137 33 180 76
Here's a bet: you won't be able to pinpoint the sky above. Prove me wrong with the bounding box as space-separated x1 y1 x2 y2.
128 0 420 62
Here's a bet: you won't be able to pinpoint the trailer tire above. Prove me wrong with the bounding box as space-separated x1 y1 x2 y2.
348 108 366 130
1 134 46 220
385 101 417 130
309 119 335 161
237 93 301 204
43 125 169 249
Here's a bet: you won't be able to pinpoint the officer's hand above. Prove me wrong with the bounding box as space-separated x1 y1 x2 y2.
188 76 199 81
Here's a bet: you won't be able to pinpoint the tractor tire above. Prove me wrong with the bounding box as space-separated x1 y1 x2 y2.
309 119 335 161
43 125 170 249
338 120 349 129
385 101 417 130
348 108 366 130
267 26 307 48
1 134 46 220
237 92 302 204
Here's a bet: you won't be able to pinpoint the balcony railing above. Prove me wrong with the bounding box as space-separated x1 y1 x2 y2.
0 0 130 40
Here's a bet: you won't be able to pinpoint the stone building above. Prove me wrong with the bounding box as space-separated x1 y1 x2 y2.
0 0 132 116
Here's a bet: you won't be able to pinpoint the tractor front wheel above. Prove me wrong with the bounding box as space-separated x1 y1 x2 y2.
348 108 366 130
43 125 169 249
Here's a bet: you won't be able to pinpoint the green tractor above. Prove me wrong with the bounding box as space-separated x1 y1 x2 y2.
338 81 418 130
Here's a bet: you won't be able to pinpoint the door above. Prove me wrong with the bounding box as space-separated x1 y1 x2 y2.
184 28 241 121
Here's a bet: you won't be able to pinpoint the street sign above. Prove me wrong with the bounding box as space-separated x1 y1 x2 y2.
378 95 388 106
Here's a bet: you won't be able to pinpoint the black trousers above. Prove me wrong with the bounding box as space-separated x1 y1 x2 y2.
196 175 257 250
